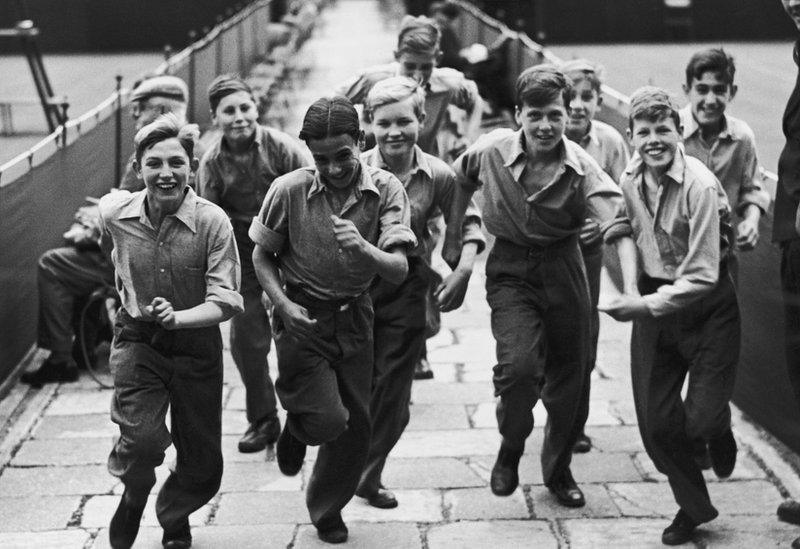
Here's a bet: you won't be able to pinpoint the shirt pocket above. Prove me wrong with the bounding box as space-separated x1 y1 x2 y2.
176 266 207 308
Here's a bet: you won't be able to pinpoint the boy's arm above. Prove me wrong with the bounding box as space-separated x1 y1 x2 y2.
331 215 411 284
452 77 483 145
735 135 770 250
442 142 483 269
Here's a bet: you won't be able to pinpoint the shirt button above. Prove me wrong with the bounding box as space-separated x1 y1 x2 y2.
160 268 165 273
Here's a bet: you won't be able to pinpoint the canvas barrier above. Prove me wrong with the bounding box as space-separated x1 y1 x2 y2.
451 0 798 454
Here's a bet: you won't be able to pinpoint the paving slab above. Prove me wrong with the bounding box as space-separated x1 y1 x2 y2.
570 451 644 483
427 343 496 365
587 425 646 453
444 487 529 520
0 464 117 496
44 390 112 416
531 483 622 519
81 494 212 528
411 382 493 405
634 451 768 483
344 489 442 522
426 520 558 549
219 461 303 493
221 435 278 464
392 429 500 458
214 491 309 525
294 522 421 549
605 482 682 517
407 404 470 430
32 413 116 439
0 529 92 549
95 524 297 549
562 517 684 548
382 457 485 489
692 514 799 547
11 437 111 466
0 495 80 531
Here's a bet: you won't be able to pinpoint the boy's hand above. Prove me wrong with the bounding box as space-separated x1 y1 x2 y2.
736 218 759 251
435 269 471 312
275 300 317 340
579 218 602 247
441 230 463 271
147 297 178 329
331 215 368 257
598 294 651 321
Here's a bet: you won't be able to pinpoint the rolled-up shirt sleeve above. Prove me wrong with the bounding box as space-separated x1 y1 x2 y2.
736 135 771 215
377 177 418 251
643 184 720 316
584 168 631 241
205 217 244 314
453 142 483 191
438 169 486 253
248 181 290 253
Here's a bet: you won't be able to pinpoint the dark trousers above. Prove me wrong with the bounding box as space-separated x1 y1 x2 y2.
631 272 739 524
782 240 800 409
358 258 429 495
274 290 374 531
107 310 224 533
37 246 114 359
486 237 590 485
231 223 278 424
575 242 603 436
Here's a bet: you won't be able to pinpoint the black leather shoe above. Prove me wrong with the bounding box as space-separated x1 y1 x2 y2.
317 518 348 544
708 429 737 479
357 488 398 509
413 358 434 380
778 500 800 525
546 468 585 508
108 490 147 549
792 535 800 549
661 509 698 545
162 520 191 548
572 432 592 453
238 414 281 453
21 358 79 387
276 425 306 476
490 442 523 496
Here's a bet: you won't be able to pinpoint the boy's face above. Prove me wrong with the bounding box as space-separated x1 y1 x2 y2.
307 133 362 190
683 71 736 130
213 91 258 145
628 115 681 173
372 97 423 160
395 50 437 86
136 138 194 205
566 79 601 137
515 95 567 155
783 0 800 30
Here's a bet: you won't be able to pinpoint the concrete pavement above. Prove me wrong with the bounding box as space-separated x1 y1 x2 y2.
1 0 800 547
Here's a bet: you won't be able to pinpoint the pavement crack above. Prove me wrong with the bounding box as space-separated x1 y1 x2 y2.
67 494 91 528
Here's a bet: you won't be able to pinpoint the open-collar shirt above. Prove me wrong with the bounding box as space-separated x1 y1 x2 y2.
573 119 630 183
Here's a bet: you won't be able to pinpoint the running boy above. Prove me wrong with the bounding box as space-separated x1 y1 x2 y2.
249 96 416 544
601 87 740 545
356 76 485 509
197 75 311 454
443 65 637 508
99 114 243 549
561 58 631 453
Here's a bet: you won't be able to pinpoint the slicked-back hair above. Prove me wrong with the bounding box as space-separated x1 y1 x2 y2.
628 86 681 131
515 64 572 109
560 58 604 94
397 15 441 55
364 76 426 121
208 74 255 113
299 96 361 142
134 113 199 163
684 48 736 87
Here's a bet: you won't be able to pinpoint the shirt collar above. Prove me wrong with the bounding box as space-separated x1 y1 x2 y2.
362 145 432 181
307 162 379 200
680 104 736 142
118 187 198 232
578 122 600 148
503 131 585 179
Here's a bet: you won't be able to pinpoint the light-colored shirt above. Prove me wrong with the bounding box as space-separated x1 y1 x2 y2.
573 120 630 183
616 145 731 317
361 145 485 259
680 105 770 216
249 164 418 300
98 188 244 320
336 63 479 158
453 128 630 247
197 125 311 223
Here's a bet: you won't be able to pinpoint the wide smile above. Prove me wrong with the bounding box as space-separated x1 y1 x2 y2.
643 146 669 160
155 180 180 191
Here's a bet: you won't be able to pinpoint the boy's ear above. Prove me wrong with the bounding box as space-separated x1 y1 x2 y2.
625 127 633 144
417 110 427 127
729 84 738 99
596 94 603 108
132 159 143 179
190 157 200 173
682 82 690 96
514 105 522 127
357 130 366 151
393 49 400 61
435 50 443 64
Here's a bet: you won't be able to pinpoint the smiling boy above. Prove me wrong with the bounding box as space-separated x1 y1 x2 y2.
249 96 416 544
601 87 739 545
444 65 637 509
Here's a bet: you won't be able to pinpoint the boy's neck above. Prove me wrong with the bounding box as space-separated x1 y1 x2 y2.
697 117 724 143
525 142 561 164
226 131 256 154
381 149 415 176
564 122 591 143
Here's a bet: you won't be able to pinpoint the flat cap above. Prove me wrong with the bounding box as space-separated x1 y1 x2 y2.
130 75 189 103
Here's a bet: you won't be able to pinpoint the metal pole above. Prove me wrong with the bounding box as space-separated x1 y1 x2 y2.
114 75 122 188
188 31 197 124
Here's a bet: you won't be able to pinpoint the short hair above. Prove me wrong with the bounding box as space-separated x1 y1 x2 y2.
299 96 360 142
628 86 681 131
397 15 440 55
364 76 426 121
560 58 604 94
134 113 199 163
515 64 572 108
684 48 736 87
207 74 255 113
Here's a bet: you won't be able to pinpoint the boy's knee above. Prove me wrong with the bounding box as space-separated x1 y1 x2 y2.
304 407 349 444
492 360 540 395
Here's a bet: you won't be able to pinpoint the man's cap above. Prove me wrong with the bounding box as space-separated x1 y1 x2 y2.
130 75 189 103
